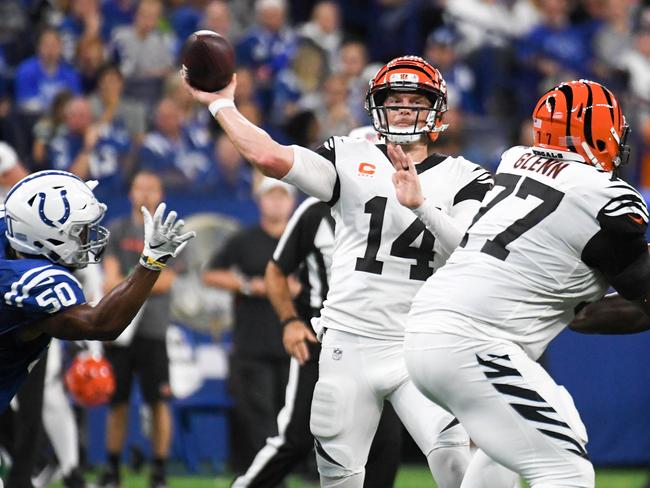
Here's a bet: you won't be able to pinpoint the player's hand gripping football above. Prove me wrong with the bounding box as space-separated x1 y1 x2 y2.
181 71 237 106
388 143 424 209
140 203 196 271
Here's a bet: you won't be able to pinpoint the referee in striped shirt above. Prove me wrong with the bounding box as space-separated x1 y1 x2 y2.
232 197 401 487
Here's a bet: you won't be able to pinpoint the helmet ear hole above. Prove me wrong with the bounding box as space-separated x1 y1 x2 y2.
596 140 606 151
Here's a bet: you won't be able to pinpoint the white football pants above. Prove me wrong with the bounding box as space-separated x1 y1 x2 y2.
311 329 469 488
404 332 595 488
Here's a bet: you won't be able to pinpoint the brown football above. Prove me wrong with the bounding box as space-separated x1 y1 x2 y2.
181 30 235 92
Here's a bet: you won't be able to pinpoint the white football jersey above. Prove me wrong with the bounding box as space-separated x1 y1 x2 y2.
291 136 492 339
408 145 649 359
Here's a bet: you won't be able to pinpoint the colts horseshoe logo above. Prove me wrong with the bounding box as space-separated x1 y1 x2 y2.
38 189 71 227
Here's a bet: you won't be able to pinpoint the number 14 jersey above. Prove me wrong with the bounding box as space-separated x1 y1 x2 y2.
294 137 492 340
408 145 649 359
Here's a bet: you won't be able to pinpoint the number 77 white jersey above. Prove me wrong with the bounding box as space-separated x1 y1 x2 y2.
293 136 492 340
408 145 649 359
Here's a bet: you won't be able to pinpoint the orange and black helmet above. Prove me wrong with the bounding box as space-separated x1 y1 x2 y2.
65 354 115 407
532 80 630 173
365 56 448 144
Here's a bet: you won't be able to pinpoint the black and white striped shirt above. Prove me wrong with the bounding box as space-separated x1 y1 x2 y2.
272 197 334 322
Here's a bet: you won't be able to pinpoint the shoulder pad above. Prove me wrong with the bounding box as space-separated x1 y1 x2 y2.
4 264 85 314
595 179 648 235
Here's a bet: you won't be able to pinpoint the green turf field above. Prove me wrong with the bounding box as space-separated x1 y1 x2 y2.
49 465 648 487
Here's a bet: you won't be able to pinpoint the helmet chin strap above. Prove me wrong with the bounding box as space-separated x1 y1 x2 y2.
580 141 610 172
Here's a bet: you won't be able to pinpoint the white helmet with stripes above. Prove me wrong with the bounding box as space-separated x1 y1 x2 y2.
3 170 109 268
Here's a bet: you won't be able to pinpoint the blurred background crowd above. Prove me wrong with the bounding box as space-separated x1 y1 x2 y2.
1 0 650 213
1 0 650 486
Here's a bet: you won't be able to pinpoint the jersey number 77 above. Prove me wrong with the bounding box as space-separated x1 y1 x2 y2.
460 173 565 260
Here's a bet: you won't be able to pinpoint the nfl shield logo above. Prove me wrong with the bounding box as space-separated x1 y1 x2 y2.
332 348 343 360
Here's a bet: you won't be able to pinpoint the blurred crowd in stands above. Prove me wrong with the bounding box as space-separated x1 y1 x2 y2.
0 0 650 222
1 1 650 484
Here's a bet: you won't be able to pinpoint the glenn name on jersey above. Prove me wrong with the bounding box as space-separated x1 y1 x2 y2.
292 136 492 339
0 213 86 410
408 145 649 359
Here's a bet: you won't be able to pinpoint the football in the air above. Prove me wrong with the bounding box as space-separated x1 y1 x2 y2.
181 30 235 93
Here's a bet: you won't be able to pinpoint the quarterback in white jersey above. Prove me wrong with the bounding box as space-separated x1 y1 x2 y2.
183 56 494 488
404 80 650 487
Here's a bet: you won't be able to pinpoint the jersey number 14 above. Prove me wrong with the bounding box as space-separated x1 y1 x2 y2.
355 196 435 281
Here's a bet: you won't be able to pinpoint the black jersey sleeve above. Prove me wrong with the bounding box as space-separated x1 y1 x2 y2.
581 182 650 299
453 167 494 206
273 199 329 275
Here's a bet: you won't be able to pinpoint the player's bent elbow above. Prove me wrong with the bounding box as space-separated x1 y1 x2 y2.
250 149 292 179
252 155 283 178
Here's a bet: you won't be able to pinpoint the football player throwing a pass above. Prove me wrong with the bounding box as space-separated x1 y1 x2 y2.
401 80 650 487
184 56 493 488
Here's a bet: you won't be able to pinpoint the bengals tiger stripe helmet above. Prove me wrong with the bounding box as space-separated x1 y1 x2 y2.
65 354 115 407
365 56 448 144
532 79 630 173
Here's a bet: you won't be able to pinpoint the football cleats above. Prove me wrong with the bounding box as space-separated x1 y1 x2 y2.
532 79 630 173
3 170 109 268
365 56 448 144
64 354 115 407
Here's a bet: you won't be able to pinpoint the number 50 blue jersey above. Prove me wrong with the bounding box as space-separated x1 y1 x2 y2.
0 217 86 411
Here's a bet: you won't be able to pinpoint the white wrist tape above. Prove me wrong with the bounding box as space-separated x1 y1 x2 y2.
208 99 236 117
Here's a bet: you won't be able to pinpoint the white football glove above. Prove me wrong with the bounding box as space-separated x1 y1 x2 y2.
140 203 196 271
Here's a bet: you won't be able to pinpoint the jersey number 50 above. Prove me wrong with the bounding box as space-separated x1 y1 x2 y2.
35 282 78 313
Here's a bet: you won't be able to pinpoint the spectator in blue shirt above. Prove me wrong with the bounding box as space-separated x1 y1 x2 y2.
89 64 147 144
424 26 482 115
516 0 593 114
59 0 103 63
213 132 254 202
32 90 74 169
101 0 138 40
169 0 202 42
46 96 130 204
14 28 82 116
270 39 328 126
236 0 297 114
138 97 215 195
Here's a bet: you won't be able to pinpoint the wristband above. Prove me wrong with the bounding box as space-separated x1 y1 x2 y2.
208 99 235 117
140 254 167 271
239 279 252 296
280 316 302 328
